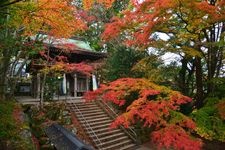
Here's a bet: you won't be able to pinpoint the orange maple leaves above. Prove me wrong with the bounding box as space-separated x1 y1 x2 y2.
13 0 117 38
83 0 115 10
15 0 86 38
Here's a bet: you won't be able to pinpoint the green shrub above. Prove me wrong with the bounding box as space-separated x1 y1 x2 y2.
191 98 225 142
0 100 34 150
0 101 16 139
27 102 72 149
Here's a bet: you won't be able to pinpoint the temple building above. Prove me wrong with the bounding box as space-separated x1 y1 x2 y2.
26 39 106 99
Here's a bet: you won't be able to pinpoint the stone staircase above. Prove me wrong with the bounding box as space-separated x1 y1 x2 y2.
67 101 137 150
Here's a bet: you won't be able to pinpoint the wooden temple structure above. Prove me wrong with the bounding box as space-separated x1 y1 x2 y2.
28 40 106 99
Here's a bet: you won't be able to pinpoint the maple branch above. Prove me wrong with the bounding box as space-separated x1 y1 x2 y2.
51 48 65 63
203 29 210 42
0 0 24 8
0 10 10 15
176 0 199 35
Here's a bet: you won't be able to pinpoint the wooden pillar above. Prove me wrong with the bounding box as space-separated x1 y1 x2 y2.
86 76 89 91
37 73 40 99
92 74 97 91
74 73 77 97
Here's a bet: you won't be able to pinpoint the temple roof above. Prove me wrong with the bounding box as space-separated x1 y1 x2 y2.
28 36 106 72
50 44 106 63
65 39 93 51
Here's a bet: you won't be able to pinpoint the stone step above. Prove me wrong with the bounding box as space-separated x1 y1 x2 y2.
78 109 103 113
91 123 111 130
97 132 126 142
101 139 133 150
88 120 112 127
76 105 99 109
75 103 98 107
94 129 121 138
76 111 106 117
78 114 108 120
68 104 99 108
87 126 111 134
100 136 130 147
71 107 101 112
76 106 100 111
119 143 137 150
80 117 111 123
71 109 103 114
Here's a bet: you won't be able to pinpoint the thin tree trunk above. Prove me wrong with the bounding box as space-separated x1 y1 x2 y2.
178 57 188 95
216 22 225 77
216 50 223 77
39 46 51 108
0 49 10 100
40 73 46 107
187 60 195 95
0 11 10 100
195 57 204 108
207 25 217 94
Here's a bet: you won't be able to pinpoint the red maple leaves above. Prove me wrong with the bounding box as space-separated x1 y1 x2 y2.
38 46 94 75
152 125 202 150
84 78 202 150
63 62 94 75
101 0 225 48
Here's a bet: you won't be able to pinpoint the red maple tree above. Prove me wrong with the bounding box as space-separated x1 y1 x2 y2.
84 78 203 150
38 45 94 76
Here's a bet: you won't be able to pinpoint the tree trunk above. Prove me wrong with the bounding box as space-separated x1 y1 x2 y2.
178 58 188 95
0 50 10 100
39 46 51 108
207 26 216 94
187 59 195 95
40 73 46 108
195 57 204 108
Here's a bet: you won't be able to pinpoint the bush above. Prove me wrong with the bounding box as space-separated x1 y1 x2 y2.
0 101 16 139
0 100 34 150
192 98 225 142
27 102 72 149
84 78 203 150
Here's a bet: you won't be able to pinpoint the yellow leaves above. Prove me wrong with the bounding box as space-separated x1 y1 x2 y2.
40 63 64 75
83 0 115 10
132 56 165 82
83 0 94 10
97 0 116 8
181 46 203 57
195 127 214 140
